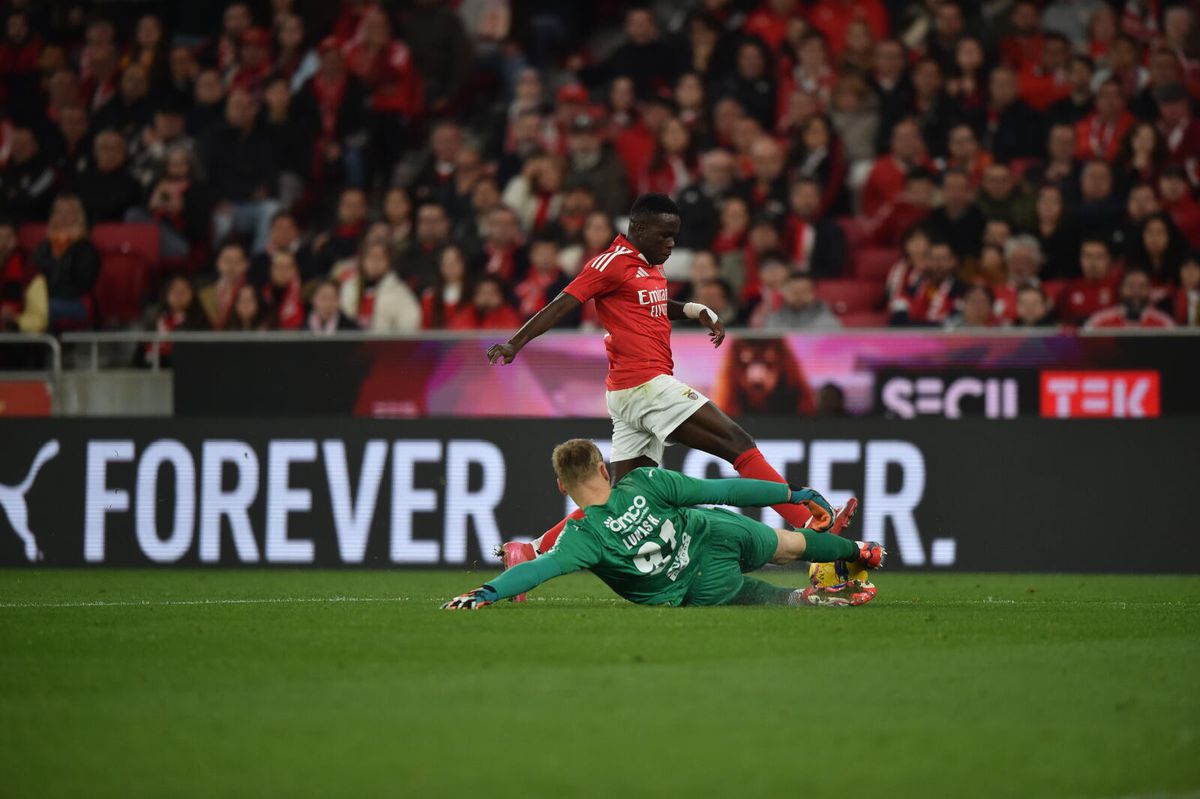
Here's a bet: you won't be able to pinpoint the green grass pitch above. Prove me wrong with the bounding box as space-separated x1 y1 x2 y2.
1 570 1198 799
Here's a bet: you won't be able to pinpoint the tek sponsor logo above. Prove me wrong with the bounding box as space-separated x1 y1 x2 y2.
0 440 59 562
880 376 1020 419
1039 371 1160 418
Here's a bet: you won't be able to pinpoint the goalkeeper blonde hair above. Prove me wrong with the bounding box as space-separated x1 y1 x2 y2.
551 439 604 488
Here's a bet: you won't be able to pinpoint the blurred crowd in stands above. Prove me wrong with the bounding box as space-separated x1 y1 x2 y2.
1 0 1199 345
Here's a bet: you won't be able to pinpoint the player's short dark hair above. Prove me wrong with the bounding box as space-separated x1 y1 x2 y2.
629 193 680 223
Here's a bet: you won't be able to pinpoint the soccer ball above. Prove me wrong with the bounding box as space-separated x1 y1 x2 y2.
808 560 877 605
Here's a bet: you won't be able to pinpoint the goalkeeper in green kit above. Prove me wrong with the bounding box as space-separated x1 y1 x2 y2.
441 439 884 610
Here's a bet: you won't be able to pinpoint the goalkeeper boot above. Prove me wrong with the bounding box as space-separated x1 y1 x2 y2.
498 541 536 602
855 541 886 569
793 580 878 607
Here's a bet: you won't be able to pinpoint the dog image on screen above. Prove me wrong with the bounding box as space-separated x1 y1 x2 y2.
711 338 816 416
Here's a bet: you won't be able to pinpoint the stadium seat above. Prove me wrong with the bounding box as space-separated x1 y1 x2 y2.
817 279 886 314
836 217 868 251
94 253 150 326
18 223 46 253
92 223 160 267
838 310 890 328
853 247 901 280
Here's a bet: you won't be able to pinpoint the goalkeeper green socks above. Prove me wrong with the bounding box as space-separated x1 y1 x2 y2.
801 530 859 562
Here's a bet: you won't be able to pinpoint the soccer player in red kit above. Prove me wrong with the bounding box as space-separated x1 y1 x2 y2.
487 194 857 599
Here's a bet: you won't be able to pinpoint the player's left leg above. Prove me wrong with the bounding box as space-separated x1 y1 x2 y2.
667 401 856 533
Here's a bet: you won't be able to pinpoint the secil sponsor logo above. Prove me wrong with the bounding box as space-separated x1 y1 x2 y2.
879 374 1022 419
1039 371 1161 418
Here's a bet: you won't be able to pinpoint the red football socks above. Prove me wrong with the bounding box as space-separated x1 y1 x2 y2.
533 507 586 554
732 447 813 529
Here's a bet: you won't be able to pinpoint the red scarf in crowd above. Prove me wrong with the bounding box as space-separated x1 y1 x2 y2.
263 278 304 329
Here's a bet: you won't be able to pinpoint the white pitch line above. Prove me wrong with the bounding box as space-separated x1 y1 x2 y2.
0 596 412 609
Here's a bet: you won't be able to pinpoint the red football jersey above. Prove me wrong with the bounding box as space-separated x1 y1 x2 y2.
563 234 673 391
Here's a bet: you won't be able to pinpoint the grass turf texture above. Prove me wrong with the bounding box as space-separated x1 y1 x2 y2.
1 571 1198 799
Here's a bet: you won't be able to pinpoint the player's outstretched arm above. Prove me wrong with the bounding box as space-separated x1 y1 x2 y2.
668 300 725 347
441 554 570 610
645 469 833 523
486 292 583 364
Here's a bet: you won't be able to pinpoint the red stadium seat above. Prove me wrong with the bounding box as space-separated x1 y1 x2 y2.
853 247 900 280
836 217 868 251
92 223 160 267
18 223 46 253
817 279 886 314
94 253 150 326
838 310 890 328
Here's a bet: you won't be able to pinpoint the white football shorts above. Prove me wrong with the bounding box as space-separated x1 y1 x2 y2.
605 374 710 464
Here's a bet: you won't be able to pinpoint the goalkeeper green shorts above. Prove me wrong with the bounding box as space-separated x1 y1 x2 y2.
682 507 779 607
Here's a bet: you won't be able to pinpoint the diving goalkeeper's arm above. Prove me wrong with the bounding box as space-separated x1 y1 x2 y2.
441 553 574 609
642 469 834 528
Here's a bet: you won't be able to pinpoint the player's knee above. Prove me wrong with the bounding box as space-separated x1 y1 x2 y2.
771 529 806 564
727 426 756 459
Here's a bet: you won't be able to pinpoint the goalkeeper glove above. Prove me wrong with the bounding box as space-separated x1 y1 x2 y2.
788 486 834 532
440 586 499 610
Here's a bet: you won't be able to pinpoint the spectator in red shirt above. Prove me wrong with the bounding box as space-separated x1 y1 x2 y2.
862 117 928 217
1075 79 1135 160
747 250 791 328
885 225 932 306
809 0 889 60
475 206 528 283
448 273 523 330
502 154 566 233
870 167 936 248
744 0 799 54
1060 236 1121 325
890 240 965 326
1001 1 1046 71
1018 32 1072 111
1174 253 1200 325
638 118 697 199
712 195 751 260
1085 268 1176 327
1155 82 1200 184
421 244 469 329
515 234 572 320
1159 167 1200 248
993 234 1046 320
779 32 836 113
226 27 273 97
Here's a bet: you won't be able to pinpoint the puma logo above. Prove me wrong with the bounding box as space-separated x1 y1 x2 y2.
0 440 59 562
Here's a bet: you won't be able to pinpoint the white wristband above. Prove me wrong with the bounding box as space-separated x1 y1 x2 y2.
683 302 714 321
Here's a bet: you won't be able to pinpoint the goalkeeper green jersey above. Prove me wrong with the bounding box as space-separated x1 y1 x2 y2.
542 467 789 606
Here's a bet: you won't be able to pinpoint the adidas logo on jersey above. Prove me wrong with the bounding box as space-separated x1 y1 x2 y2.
588 246 633 272
635 267 650 279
